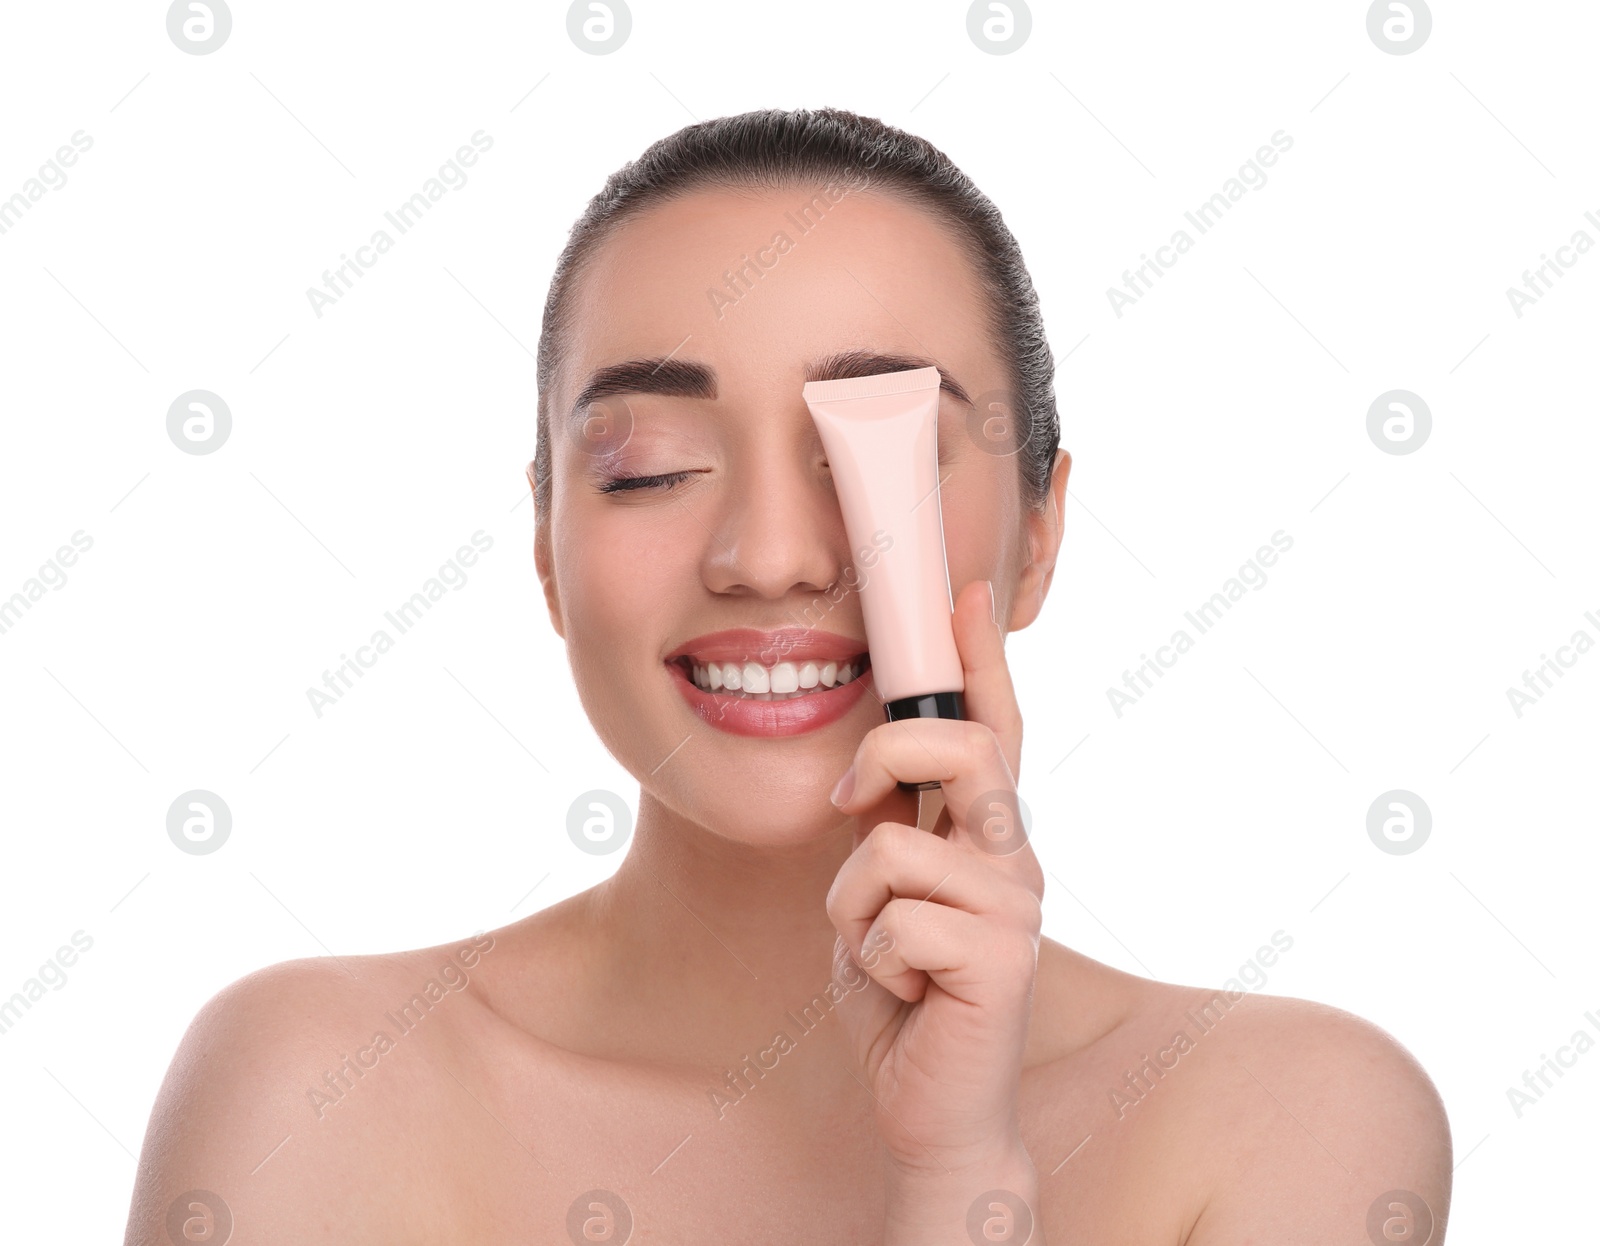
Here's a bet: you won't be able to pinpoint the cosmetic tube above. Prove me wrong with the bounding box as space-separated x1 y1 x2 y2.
803 365 964 792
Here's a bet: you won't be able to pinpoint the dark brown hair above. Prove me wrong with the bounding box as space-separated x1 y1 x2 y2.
532 106 1060 517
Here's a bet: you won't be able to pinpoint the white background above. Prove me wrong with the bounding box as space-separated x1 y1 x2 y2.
1 1 1595 1240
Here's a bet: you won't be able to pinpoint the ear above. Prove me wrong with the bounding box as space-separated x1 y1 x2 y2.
1008 448 1070 632
530 459 566 641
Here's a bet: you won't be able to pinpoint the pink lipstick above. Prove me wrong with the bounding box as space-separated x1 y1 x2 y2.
664 628 875 737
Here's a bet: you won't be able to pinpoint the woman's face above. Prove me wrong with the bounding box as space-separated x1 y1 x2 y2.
536 184 1065 842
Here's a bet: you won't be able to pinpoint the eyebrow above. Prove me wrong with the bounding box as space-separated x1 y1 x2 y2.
567 350 974 425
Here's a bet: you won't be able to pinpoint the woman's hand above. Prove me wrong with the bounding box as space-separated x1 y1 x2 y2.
825 579 1047 1215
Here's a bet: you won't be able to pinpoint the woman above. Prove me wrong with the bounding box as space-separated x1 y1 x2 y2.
124 107 1451 1245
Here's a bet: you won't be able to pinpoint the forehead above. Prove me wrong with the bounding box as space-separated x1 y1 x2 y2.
558 185 999 408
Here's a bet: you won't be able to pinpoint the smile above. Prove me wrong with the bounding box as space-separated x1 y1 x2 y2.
663 628 875 737
682 656 867 699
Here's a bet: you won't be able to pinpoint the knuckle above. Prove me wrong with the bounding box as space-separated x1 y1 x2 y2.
959 720 1004 769
867 820 914 866
986 725 1011 768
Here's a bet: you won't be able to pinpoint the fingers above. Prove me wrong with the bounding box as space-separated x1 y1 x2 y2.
831 577 1024 836
829 820 1030 936
843 894 1041 1005
827 821 1042 998
832 718 1038 883
835 717 1008 808
832 577 1022 852
953 578 1023 781
829 931 907 1052
849 769 920 854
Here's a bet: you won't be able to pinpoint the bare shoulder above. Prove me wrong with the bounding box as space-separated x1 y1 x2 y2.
1150 984 1454 1244
123 931 500 1245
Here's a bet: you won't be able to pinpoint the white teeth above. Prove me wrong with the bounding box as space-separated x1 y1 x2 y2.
684 656 866 699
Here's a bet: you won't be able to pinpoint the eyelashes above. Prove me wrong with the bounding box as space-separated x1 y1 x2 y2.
596 445 952 496
596 470 694 495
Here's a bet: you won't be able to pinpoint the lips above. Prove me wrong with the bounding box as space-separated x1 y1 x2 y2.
663 628 876 738
664 627 868 666
666 657 875 737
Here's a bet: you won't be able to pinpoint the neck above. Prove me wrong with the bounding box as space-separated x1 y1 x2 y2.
583 789 920 1068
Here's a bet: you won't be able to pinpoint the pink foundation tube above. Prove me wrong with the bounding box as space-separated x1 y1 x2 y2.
803 365 965 792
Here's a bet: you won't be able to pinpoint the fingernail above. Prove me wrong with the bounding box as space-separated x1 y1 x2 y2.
830 767 855 807
987 579 999 627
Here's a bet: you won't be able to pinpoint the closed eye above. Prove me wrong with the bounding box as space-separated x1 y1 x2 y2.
597 450 943 496
597 470 695 495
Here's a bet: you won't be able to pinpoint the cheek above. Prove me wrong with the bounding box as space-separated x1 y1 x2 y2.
940 467 1017 573
560 521 648 642
556 510 712 777
555 506 696 674
557 532 664 754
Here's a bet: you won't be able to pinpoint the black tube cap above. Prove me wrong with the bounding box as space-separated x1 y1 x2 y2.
884 691 966 792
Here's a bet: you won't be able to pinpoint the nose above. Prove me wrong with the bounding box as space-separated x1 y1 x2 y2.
699 444 847 601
